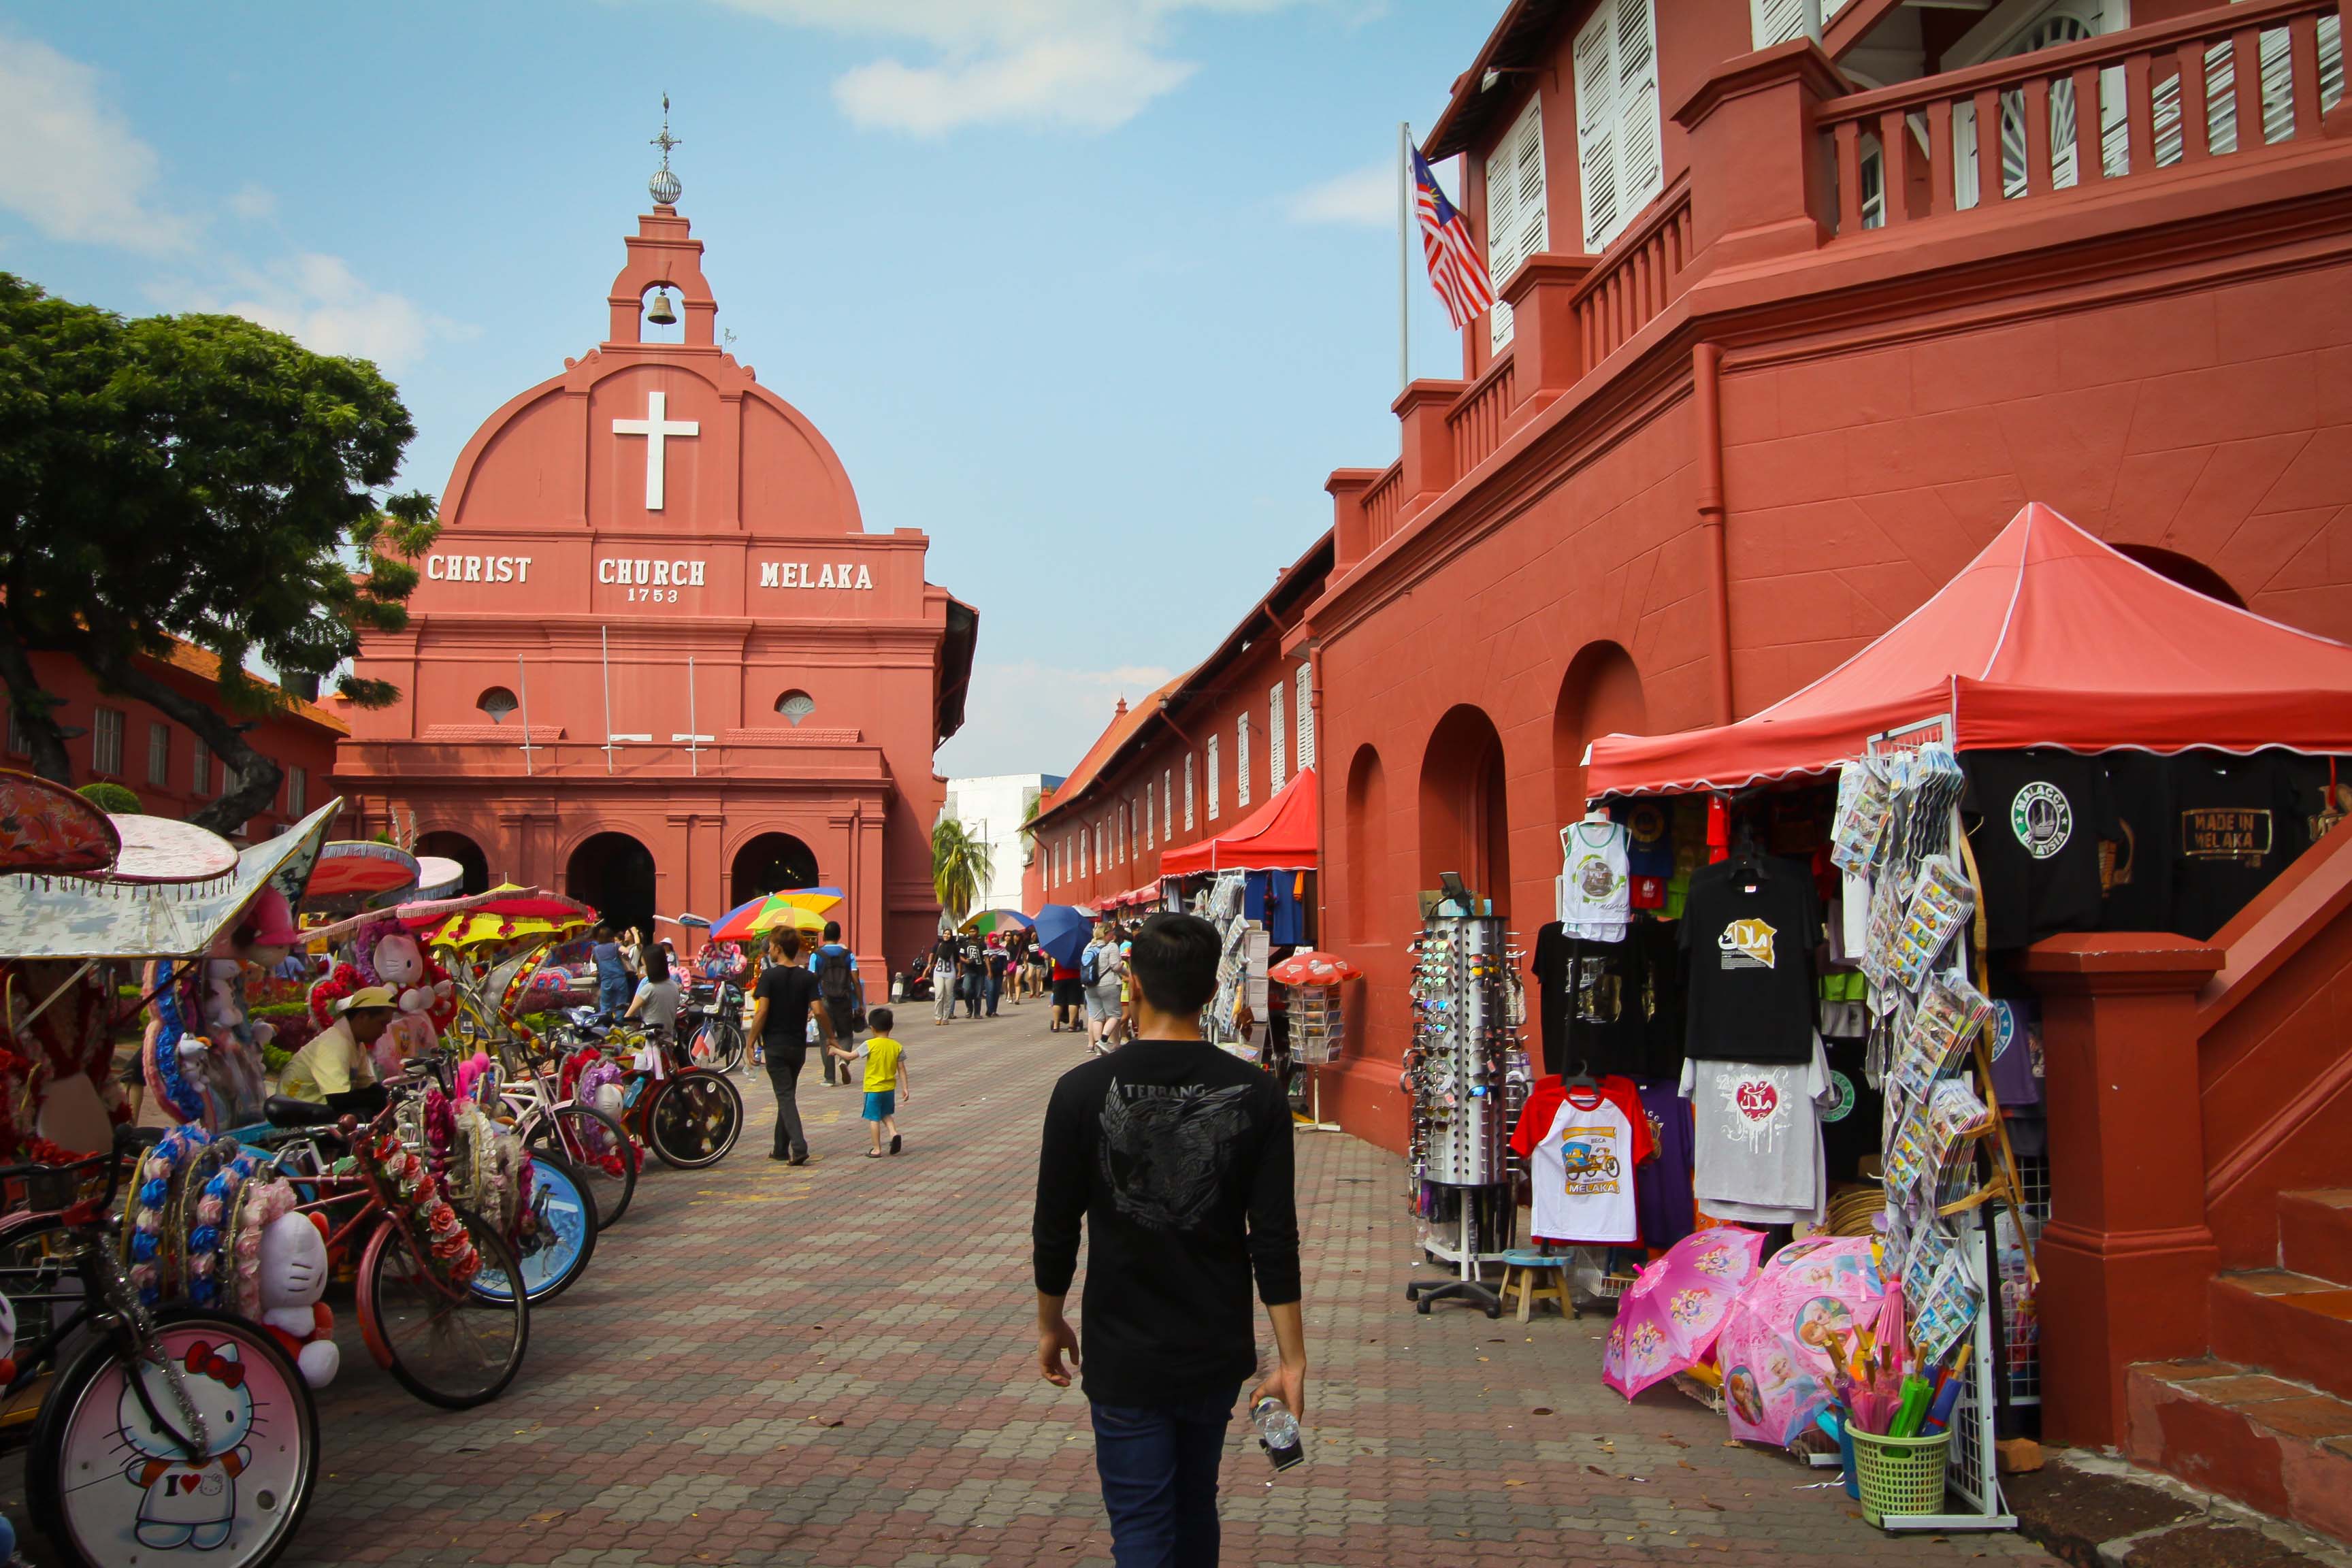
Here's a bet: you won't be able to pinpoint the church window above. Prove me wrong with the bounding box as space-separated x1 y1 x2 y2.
478 687 519 724
776 690 815 725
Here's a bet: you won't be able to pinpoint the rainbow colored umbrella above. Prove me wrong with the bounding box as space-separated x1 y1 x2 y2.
961 909 1034 936
421 884 595 948
710 894 828 943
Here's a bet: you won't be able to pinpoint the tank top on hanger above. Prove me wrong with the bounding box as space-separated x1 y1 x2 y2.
1557 818 1631 943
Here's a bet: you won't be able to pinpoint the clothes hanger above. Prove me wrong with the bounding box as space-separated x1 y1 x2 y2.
1562 1057 1597 1089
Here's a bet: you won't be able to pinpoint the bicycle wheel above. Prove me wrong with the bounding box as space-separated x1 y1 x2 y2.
357 1210 529 1410
472 1153 598 1305
646 1071 742 1169
524 1102 637 1227
30 1306 317 1568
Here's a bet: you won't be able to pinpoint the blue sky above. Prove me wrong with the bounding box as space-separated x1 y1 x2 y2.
0 0 1499 779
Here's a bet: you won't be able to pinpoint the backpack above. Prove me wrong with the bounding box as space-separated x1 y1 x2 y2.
818 945 857 1005
1080 945 1105 987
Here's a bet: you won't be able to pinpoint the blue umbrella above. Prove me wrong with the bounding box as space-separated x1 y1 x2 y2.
1033 904 1094 970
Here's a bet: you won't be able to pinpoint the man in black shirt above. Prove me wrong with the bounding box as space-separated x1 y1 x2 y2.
1032 912 1304 1567
749 927 836 1164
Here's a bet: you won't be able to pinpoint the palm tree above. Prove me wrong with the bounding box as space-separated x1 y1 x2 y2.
932 817 994 926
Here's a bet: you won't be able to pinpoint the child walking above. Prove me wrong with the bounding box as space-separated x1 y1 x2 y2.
833 1006 911 1158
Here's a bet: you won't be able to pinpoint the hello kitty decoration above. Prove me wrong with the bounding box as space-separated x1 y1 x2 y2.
118 1339 258 1550
308 915 457 1077
251 1210 338 1388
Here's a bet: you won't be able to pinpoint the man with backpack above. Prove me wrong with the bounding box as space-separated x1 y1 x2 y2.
1079 922 1126 1054
809 920 863 1085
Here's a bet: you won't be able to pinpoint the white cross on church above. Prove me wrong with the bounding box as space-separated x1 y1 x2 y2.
611 390 700 510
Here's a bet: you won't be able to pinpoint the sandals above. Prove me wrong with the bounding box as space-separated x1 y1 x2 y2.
864 1148 885 1158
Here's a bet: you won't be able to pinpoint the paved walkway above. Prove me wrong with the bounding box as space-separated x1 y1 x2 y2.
150 1010 2067 1565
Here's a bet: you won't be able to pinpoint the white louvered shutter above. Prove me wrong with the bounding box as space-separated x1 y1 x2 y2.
1485 96 1548 350
1573 7 1621 252
1185 754 1196 829
1750 0 1808 48
1208 736 1221 820
1237 715 1252 808
1269 683 1288 794
1613 0 1665 240
1294 665 1315 771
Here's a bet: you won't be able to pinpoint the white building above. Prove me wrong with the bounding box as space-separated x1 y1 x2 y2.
942 772 1062 913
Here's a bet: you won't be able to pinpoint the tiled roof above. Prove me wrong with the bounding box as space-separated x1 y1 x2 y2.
152 640 351 736
1034 672 1188 828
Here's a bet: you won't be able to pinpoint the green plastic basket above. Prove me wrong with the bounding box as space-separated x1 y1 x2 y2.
1849 1426 1950 1526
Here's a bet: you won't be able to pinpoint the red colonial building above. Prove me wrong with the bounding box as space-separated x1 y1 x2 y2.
338 187 975 969
5 641 345 841
1024 536 1332 916
1045 0 2352 1516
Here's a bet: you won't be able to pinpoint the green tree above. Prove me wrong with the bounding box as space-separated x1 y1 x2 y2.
76 781 142 814
0 274 436 834
932 816 994 926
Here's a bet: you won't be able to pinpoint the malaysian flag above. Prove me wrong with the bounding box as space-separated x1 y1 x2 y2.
1413 148 1494 330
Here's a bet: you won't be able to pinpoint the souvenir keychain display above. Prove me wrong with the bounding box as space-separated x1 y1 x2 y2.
1403 892 1529 1318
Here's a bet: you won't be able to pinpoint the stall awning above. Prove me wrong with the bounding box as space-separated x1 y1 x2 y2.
1586 504 2352 798
1161 768 1320 875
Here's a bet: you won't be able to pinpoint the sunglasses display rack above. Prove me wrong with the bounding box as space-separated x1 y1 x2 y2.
1403 910 1529 1317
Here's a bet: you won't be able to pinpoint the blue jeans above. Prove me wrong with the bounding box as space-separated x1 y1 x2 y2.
597 978 629 1020
1089 1388 1239 1568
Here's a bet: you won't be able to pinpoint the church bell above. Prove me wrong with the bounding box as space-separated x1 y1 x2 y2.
645 289 679 326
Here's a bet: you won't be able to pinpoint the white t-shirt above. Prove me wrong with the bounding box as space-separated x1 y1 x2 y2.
1678 1036 1831 1226
1557 819 1631 943
1524 1088 1640 1244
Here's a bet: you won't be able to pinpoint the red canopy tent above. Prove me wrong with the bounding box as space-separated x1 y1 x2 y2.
1586 504 2352 798
1161 768 1320 875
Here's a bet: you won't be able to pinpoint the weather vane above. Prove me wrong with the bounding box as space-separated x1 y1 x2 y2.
649 93 683 207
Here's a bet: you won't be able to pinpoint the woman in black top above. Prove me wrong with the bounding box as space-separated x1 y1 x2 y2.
749 927 837 1163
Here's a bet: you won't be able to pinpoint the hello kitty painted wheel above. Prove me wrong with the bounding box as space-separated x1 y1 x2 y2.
30 1307 316 1568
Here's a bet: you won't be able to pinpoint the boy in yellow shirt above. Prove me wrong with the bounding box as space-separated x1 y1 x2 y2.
832 1006 911 1158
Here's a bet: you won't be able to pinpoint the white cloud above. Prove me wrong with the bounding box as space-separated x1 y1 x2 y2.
0 31 192 252
706 0 1299 133
935 658 1177 779
226 182 277 220
153 254 471 370
1288 161 1392 226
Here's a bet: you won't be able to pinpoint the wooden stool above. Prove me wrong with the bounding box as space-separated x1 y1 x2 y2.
1499 1251 1571 1322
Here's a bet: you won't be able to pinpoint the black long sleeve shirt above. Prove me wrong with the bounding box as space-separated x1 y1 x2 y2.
1032 1039 1301 1408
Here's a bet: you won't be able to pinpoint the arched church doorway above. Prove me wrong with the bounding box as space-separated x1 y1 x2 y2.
414 830 491 896
568 831 657 936
730 832 820 911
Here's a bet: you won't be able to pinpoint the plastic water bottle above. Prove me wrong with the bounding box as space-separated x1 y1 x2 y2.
1252 1396 1304 1471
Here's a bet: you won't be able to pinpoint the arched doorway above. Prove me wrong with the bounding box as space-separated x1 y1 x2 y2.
1345 745 1387 943
2111 544 2247 608
414 830 490 896
1420 706 1512 913
1553 641 1647 823
567 831 657 936
730 832 819 911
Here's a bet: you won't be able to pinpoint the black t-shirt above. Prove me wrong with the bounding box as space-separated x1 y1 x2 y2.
2100 751 2175 934
1531 922 1657 1081
1961 750 2120 950
1031 1040 1301 1407
1679 857 1820 1064
2171 751 2310 941
755 964 823 1051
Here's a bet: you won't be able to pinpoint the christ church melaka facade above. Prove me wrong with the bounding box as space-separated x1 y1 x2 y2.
336 199 976 971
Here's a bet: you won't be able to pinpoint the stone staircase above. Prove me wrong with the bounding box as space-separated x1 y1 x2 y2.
2126 1190 2352 1548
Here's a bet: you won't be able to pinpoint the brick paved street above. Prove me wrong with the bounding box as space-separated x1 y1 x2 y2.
59 1009 2063 1567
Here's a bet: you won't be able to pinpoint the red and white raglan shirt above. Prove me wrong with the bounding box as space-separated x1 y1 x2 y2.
1509 1075 1655 1245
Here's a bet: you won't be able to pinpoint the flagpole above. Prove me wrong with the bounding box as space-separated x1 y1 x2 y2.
1398 120 1411 396
517 653 534 777
601 623 614 776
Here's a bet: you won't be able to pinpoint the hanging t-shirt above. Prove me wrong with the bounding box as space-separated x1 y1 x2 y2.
1632 1078 1695 1252
1557 819 1631 942
1817 1034 1882 1186
1679 857 1820 1065
1612 799 1673 911
1531 924 1641 1079
1961 750 2121 950
2100 751 2175 935
1511 1075 1653 1244
2172 751 2310 941
1678 1037 1831 1226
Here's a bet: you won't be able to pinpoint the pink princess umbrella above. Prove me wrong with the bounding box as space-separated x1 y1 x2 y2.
1714 1235 1886 1448
1601 1226 1766 1400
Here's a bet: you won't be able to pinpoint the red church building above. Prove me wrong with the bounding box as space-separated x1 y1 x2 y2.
337 180 975 969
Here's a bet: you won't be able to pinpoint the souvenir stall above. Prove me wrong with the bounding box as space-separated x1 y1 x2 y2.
1164 769 1318 1061
1269 949 1357 1131
1560 504 2352 1531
